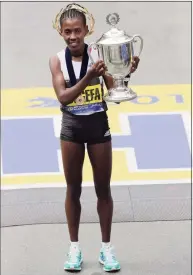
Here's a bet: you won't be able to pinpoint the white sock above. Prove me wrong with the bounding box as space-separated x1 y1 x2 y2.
102 242 111 249
70 241 80 250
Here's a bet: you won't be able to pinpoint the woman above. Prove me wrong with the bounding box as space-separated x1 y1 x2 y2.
49 3 140 272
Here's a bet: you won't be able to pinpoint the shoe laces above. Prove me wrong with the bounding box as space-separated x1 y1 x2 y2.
104 245 116 263
67 247 80 263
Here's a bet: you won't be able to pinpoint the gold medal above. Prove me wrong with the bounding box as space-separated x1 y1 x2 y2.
75 95 85 105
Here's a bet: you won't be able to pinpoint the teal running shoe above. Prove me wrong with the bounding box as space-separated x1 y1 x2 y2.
99 244 121 272
64 246 83 271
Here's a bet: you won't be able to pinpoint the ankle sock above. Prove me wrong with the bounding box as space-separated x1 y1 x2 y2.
70 241 80 249
102 242 111 249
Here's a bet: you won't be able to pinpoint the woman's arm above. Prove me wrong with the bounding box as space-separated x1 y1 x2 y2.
49 56 106 105
102 73 114 90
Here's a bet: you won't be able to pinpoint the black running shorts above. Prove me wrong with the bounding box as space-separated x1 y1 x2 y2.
60 111 111 145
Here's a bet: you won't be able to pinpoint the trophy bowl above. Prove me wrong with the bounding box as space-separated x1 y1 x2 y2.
87 13 143 103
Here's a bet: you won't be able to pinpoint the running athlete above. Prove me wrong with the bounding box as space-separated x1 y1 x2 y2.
49 3 140 272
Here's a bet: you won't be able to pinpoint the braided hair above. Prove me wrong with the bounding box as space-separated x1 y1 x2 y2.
53 3 95 36
60 7 86 27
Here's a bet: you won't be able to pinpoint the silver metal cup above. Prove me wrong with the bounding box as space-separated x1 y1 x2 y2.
88 13 143 103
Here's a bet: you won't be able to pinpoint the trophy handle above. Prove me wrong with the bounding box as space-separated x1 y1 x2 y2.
87 42 100 64
132 34 144 57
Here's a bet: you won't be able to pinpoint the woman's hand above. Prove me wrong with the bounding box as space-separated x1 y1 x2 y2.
87 60 107 79
130 56 140 74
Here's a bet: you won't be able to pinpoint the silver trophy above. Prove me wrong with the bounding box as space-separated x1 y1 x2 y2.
87 13 143 103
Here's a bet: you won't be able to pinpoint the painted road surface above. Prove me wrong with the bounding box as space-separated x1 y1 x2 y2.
1 84 191 186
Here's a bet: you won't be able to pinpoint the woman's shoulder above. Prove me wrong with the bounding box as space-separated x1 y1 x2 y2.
49 55 61 74
49 47 66 65
56 48 66 60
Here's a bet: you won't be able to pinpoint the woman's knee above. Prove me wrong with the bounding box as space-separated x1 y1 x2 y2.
95 183 111 200
66 184 82 200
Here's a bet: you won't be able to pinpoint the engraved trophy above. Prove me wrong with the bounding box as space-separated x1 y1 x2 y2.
87 13 143 103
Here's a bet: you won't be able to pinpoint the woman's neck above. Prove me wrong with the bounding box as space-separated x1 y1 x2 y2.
72 55 82 62
71 44 85 61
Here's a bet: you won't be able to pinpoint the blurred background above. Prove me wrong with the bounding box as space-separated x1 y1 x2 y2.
1 1 191 89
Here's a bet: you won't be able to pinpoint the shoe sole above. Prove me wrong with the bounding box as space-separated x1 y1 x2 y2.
64 260 83 271
99 258 121 272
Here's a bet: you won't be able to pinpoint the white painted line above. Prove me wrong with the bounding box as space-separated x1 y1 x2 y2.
53 116 61 138
1 179 191 190
111 133 129 136
57 149 63 174
128 168 191 172
2 172 62 177
1 154 4 177
126 148 138 171
1 115 61 120
181 112 191 150
119 111 190 116
119 113 132 135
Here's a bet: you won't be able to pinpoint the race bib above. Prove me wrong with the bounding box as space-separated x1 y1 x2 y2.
67 84 103 107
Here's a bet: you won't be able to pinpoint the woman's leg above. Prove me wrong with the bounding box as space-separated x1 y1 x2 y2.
87 141 113 242
61 140 85 242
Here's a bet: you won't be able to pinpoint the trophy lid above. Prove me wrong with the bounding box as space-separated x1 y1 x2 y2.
96 13 132 45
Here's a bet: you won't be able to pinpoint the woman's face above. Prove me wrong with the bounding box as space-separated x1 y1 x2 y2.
60 17 88 55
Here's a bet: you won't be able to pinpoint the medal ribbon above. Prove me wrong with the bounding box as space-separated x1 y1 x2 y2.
65 43 89 87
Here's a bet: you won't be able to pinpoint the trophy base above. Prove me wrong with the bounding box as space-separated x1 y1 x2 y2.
103 86 137 103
